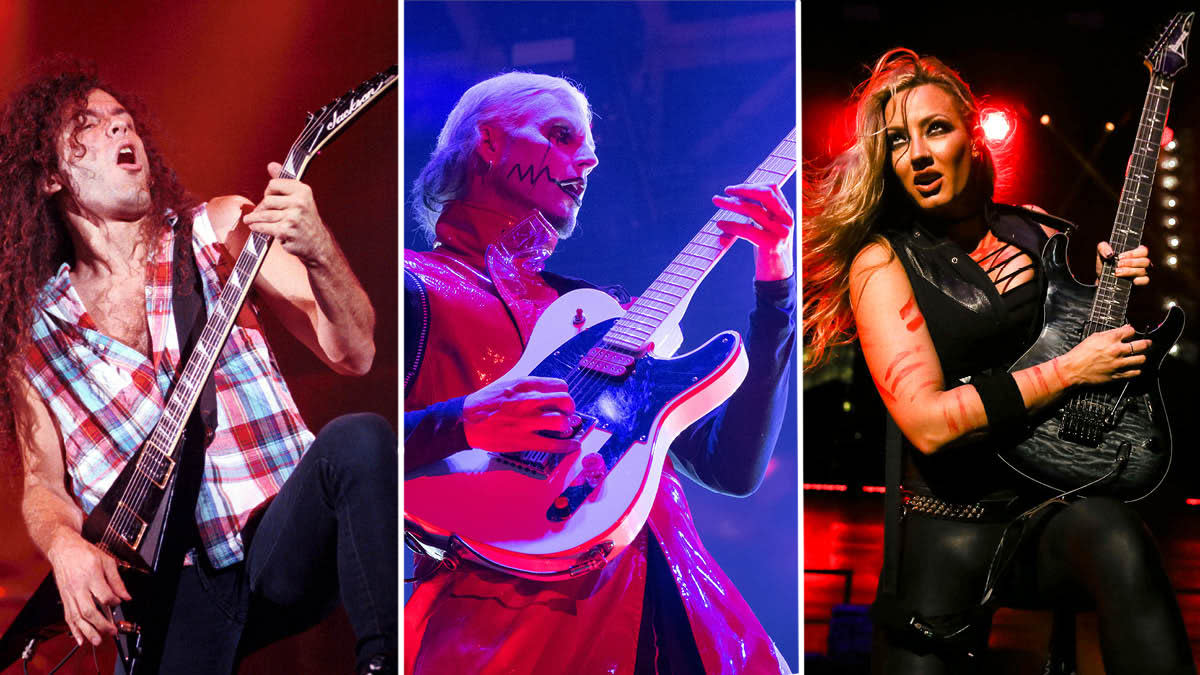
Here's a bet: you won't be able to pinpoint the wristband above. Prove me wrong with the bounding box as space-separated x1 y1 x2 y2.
972 372 1027 432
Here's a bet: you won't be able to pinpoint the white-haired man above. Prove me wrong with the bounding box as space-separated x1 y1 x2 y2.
404 72 795 673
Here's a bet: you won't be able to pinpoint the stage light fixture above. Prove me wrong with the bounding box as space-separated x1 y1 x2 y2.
1039 114 1051 125
1105 121 1115 132
1169 236 1180 248
981 109 1013 144
1163 175 1180 190
1166 299 1178 309
1167 216 1178 227
1164 157 1179 170
1167 255 1178 267
1166 198 1178 208
1167 140 1178 151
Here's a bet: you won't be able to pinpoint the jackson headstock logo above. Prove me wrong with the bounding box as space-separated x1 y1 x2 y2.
325 84 380 132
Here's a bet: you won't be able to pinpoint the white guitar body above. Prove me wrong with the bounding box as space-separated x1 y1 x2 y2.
405 288 748 579
406 128 795 580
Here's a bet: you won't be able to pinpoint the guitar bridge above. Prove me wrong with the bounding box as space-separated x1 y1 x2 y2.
1058 397 1110 446
495 414 597 478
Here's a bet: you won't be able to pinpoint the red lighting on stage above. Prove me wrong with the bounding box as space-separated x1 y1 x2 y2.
1187 498 1200 506
861 486 886 494
804 483 848 492
980 108 1014 145
1162 125 1176 148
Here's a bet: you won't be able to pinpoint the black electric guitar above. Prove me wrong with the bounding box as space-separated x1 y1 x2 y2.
0 65 396 673
998 13 1192 501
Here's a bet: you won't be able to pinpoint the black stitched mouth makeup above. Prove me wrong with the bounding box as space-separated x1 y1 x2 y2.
552 177 585 205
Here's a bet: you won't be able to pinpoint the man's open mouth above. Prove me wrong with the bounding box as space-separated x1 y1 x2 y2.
554 178 585 206
116 144 138 167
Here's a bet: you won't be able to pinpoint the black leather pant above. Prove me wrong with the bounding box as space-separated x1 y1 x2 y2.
880 497 1194 674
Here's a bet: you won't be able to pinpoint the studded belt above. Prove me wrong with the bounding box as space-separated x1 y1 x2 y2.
902 492 1003 522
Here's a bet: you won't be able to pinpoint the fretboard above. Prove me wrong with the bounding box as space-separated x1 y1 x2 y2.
1087 74 1174 334
602 129 797 352
127 205 281 503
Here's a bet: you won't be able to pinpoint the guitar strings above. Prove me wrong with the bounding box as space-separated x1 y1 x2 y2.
542 218 735 467
1075 74 1168 418
529 133 796 468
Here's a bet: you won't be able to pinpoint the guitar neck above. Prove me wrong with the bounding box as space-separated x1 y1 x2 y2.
137 228 275 479
119 65 397 506
602 129 797 352
1089 73 1174 332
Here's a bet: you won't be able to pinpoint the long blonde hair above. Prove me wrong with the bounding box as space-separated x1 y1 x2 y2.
802 48 994 367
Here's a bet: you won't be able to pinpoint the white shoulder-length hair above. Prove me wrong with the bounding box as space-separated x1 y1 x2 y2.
410 71 592 242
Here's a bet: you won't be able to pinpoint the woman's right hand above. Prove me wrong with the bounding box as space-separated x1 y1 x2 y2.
1060 324 1151 386
463 376 582 454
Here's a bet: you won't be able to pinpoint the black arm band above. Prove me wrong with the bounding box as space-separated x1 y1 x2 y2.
973 372 1028 432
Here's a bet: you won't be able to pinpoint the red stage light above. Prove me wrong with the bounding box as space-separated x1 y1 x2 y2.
1187 498 1200 506
861 485 886 494
981 109 1013 145
1162 125 1175 148
803 483 848 492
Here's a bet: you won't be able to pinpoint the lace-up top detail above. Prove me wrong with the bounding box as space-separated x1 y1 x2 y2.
971 238 1036 296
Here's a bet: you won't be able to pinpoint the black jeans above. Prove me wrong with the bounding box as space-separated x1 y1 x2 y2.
130 413 398 675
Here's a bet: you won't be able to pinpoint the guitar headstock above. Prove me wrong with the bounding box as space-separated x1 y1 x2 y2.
280 65 398 180
1145 11 1194 79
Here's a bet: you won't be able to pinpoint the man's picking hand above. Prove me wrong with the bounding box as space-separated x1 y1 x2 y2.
463 376 582 453
46 533 131 646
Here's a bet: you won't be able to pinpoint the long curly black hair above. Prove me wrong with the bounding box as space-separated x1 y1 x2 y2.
0 56 196 453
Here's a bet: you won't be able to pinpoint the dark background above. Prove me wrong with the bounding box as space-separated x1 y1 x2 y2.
0 2 397 673
803 5 1200 671
404 0 798 668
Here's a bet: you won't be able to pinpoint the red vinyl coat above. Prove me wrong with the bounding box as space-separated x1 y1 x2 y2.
403 202 785 674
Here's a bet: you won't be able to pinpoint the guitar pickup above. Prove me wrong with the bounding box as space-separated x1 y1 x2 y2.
579 346 636 377
137 454 175 489
112 502 148 550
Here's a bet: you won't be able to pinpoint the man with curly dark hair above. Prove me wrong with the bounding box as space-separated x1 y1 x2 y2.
1 61 397 674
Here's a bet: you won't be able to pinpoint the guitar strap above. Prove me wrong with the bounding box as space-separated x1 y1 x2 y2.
113 215 219 671
171 214 219 442
155 212 219 585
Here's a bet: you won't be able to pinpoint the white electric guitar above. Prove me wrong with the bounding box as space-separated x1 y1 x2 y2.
405 130 796 580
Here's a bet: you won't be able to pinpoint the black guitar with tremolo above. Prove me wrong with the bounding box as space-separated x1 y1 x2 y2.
998 13 1191 501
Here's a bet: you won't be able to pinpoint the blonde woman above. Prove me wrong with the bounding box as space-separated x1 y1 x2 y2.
803 49 1191 673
